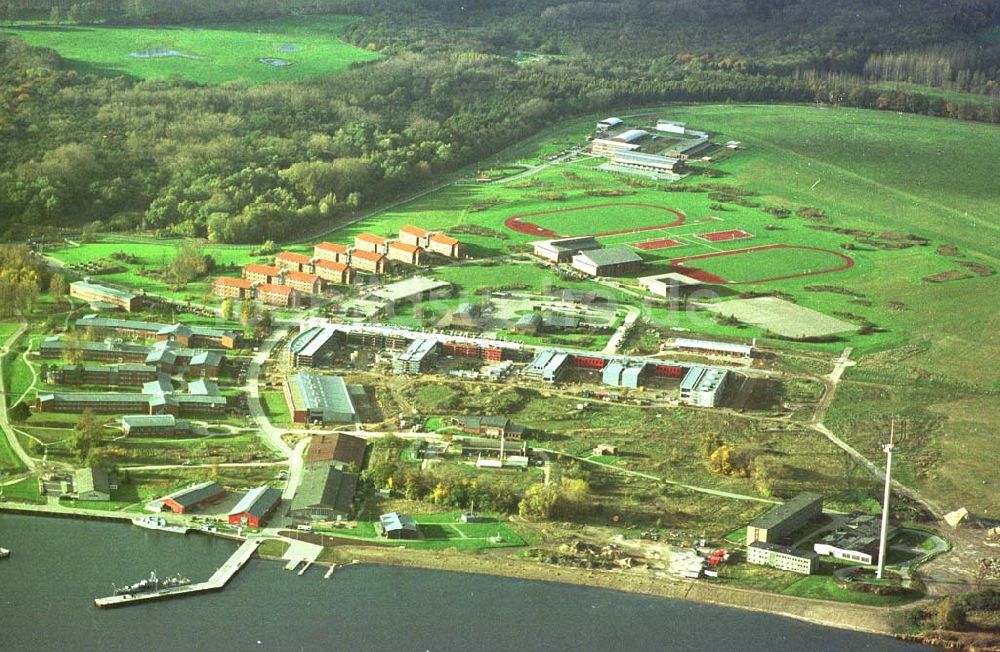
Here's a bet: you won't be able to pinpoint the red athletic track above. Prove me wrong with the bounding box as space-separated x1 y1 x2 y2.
505 203 685 239
669 244 855 285
633 238 683 250
699 229 754 242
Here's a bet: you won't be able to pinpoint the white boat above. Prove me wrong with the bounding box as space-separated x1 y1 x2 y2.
131 515 190 535
0 547 9 559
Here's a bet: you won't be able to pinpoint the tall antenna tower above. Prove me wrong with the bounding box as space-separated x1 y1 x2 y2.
876 420 896 580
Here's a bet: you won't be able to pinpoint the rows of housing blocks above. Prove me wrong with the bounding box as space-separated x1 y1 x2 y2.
212 225 465 307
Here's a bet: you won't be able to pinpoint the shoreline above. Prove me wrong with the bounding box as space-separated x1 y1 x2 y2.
267 543 915 639
1 507 916 641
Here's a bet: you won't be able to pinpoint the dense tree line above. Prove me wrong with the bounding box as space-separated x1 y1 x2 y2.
0 1 997 242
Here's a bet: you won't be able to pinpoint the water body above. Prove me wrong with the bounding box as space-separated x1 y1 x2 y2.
0 514 927 651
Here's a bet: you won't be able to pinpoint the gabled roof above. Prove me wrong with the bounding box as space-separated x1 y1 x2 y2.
276 251 312 264
74 467 110 495
388 241 421 254
187 379 221 396
315 241 349 254
214 276 254 288
305 433 368 468
573 247 643 267
380 511 418 533
351 250 385 262
291 463 358 514
429 233 459 246
256 283 294 295
356 232 388 245
400 225 429 237
315 259 350 272
189 350 223 367
284 270 321 284
228 485 282 520
245 264 280 276
163 481 225 508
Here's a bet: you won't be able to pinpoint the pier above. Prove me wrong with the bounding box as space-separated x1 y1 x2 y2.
94 538 261 608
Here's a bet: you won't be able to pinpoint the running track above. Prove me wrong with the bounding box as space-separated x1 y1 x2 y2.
669 244 855 284
505 203 685 239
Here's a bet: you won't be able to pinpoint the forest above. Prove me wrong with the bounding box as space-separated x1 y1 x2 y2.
0 0 998 243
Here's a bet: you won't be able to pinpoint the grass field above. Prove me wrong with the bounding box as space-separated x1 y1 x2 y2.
4 16 379 85
0 476 42 504
260 390 291 425
44 104 1000 382
671 245 853 284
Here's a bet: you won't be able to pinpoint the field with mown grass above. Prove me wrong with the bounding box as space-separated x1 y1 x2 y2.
4 16 378 85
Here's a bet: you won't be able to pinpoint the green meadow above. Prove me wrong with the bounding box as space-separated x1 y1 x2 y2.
47 104 1000 381
4 16 378 85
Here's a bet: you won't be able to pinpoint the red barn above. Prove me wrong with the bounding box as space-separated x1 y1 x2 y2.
159 481 226 514
227 485 282 527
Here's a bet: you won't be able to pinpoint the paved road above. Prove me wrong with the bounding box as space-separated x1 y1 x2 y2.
245 328 292 456
602 305 641 354
0 318 35 472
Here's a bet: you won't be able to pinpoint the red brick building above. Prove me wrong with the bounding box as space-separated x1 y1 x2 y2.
314 259 354 285
244 264 280 284
227 485 282 527
159 481 226 514
212 276 254 300
387 241 424 266
351 250 388 275
275 251 313 273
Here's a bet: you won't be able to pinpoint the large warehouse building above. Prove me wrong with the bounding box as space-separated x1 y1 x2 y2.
69 281 142 312
571 247 644 277
283 372 360 425
746 492 824 545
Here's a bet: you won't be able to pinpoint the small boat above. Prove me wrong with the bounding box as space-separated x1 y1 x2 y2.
0 547 10 559
131 515 190 535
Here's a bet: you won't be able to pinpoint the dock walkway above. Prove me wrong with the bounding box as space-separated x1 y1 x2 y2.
94 539 260 608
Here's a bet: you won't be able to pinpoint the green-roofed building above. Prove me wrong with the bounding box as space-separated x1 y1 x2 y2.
289 462 358 521
283 372 359 424
746 492 823 545
571 247 644 277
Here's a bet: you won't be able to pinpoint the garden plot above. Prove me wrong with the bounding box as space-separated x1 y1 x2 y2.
708 297 856 338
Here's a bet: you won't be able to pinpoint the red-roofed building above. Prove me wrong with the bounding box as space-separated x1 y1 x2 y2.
314 242 350 264
284 271 323 295
351 250 388 275
256 283 298 307
276 251 313 273
387 241 424 266
315 259 354 285
244 264 280 284
399 225 430 248
428 233 464 258
355 233 389 254
213 276 254 300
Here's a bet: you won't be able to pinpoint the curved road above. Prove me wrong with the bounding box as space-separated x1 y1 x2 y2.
0 318 35 472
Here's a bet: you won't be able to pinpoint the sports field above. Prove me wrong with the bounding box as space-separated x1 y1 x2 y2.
4 16 378 84
670 245 854 284
505 203 685 238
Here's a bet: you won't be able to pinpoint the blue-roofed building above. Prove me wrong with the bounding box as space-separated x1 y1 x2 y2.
392 338 438 375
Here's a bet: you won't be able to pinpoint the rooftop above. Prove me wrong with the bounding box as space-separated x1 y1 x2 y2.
162 481 225 508
70 281 136 301
228 485 282 520
245 263 280 276
400 224 429 237
749 492 823 530
305 433 368 468
315 259 349 272
291 462 357 514
356 232 388 244
429 233 459 246
315 241 349 253
276 251 312 263
389 241 421 253
573 246 644 267
351 250 385 262
380 511 418 532
257 283 294 295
